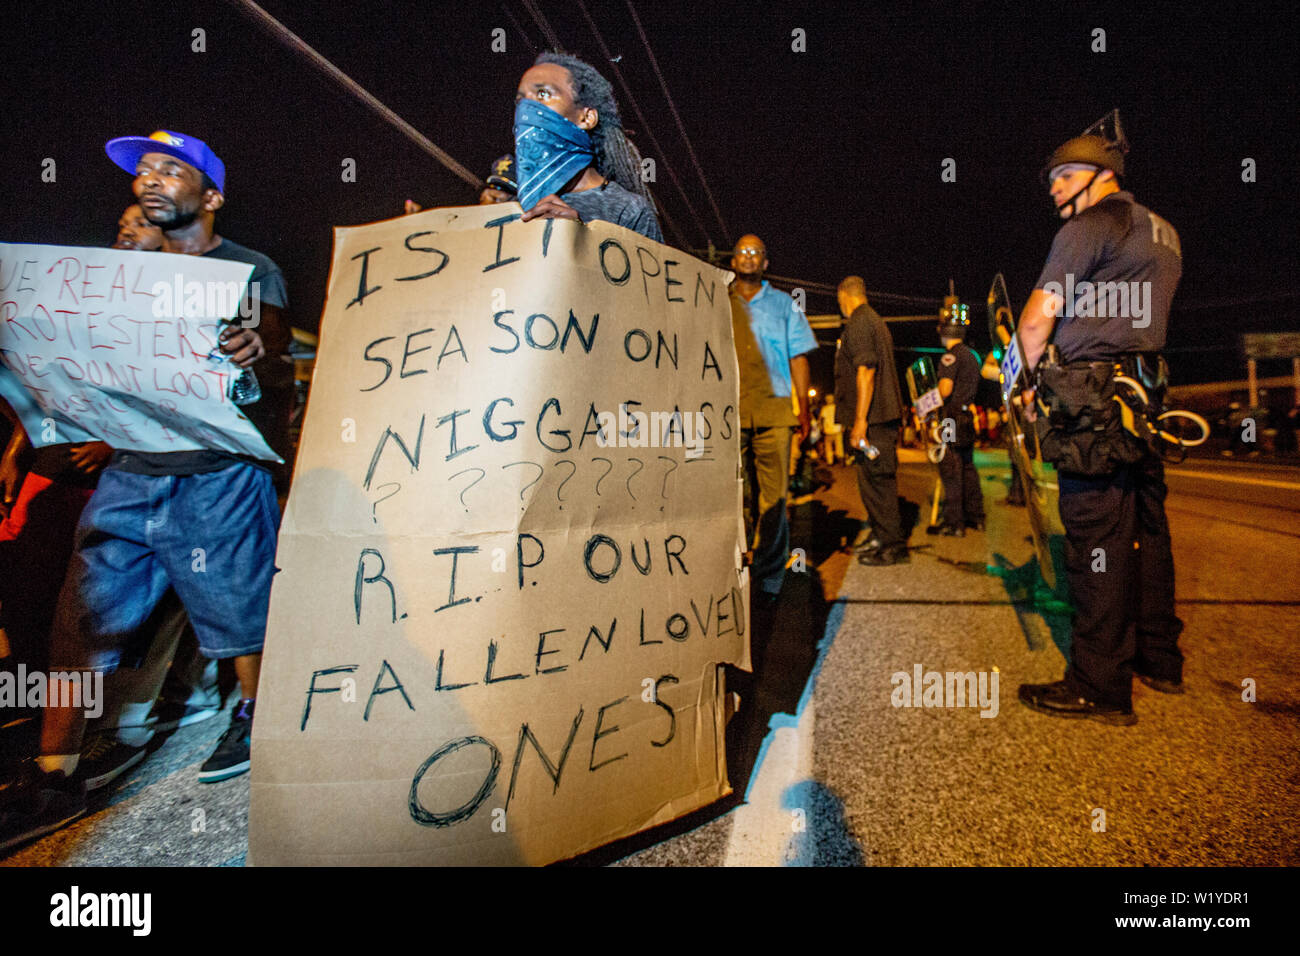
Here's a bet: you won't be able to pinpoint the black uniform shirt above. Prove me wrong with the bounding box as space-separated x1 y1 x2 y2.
1033 191 1182 362
835 303 904 426
937 341 981 417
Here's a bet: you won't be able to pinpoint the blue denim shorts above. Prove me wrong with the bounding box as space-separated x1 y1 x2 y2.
50 463 280 671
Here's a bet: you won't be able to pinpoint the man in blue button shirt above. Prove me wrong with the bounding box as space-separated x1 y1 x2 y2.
730 234 818 601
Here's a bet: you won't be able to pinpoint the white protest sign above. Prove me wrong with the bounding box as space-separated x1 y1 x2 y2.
250 204 748 866
0 242 279 460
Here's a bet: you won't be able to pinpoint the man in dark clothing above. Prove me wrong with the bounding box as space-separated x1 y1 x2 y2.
1016 117 1184 727
479 154 518 204
835 276 909 565
0 203 160 760
928 297 986 535
514 53 662 242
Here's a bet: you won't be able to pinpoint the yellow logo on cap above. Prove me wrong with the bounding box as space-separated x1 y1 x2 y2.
149 131 184 147
493 158 511 176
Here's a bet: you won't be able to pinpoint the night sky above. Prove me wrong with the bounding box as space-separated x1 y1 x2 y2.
4 0 1297 387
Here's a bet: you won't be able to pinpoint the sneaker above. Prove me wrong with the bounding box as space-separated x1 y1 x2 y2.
199 700 254 783
1137 673 1184 695
0 761 87 853
150 699 222 733
966 520 986 531
1018 680 1137 726
78 735 148 791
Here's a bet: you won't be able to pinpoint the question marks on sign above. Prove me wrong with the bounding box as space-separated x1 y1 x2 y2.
626 458 644 501
657 455 678 503
501 461 544 508
449 467 486 511
592 457 613 496
555 459 577 507
371 482 400 522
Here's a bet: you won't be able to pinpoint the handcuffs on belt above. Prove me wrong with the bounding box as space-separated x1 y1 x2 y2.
1035 346 1209 466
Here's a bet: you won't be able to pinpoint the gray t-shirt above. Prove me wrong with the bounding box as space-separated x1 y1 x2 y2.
110 236 288 476
561 180 663 242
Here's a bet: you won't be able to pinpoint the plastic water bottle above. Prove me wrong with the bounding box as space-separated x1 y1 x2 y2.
229 364 262 405
207 346 261 406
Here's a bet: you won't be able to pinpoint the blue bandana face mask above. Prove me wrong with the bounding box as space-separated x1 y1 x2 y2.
513 99 595 211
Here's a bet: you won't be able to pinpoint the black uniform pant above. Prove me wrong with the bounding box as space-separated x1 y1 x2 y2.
1004 433 1026 503
854 420 904 550
939 443 985 527
1058 448 1184 707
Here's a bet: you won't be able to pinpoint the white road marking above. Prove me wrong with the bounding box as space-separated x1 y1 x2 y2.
723 602 844 866
723 701 816 867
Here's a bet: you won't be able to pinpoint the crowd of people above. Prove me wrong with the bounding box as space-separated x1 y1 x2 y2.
0 51 668 852
1 52 1190 853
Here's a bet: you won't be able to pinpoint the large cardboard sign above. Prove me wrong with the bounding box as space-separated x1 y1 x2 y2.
250 205 747 865
0 242 278 460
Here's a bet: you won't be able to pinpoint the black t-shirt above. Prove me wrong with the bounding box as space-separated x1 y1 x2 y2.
561 180 663 242
29 442 99 489
937 341 981 416
110 237 289 477
835 304 904 426
1034 192 1183 363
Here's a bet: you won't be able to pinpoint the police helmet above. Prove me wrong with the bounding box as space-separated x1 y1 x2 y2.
938 296 970 339
1040 134 1125 183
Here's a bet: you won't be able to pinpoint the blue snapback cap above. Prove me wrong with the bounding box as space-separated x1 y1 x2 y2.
105 129 226 193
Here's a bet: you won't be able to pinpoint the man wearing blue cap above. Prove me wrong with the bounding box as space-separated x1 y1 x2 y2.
0 129 290 851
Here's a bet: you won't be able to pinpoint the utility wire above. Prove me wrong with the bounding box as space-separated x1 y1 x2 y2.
520 0 565 52
652 200 689 250
225 0 481 188
573 0 712 248
501 1 539 54
624 0 730 239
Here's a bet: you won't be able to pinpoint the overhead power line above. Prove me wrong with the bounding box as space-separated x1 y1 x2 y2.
573 0 712 248
500 1 539 54
520 0 565 52
624 0 731 240
225 0 480 188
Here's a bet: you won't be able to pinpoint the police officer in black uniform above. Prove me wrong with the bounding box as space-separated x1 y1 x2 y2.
1016 116 1185 726
927 298 986 536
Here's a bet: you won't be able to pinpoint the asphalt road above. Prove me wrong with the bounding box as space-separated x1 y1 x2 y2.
5 449 1297 866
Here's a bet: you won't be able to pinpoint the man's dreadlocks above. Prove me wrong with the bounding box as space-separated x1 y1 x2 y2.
535 52 654 204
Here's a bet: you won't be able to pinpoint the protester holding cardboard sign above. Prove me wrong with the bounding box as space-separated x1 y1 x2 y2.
515 53 662 242
249 202 743 866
